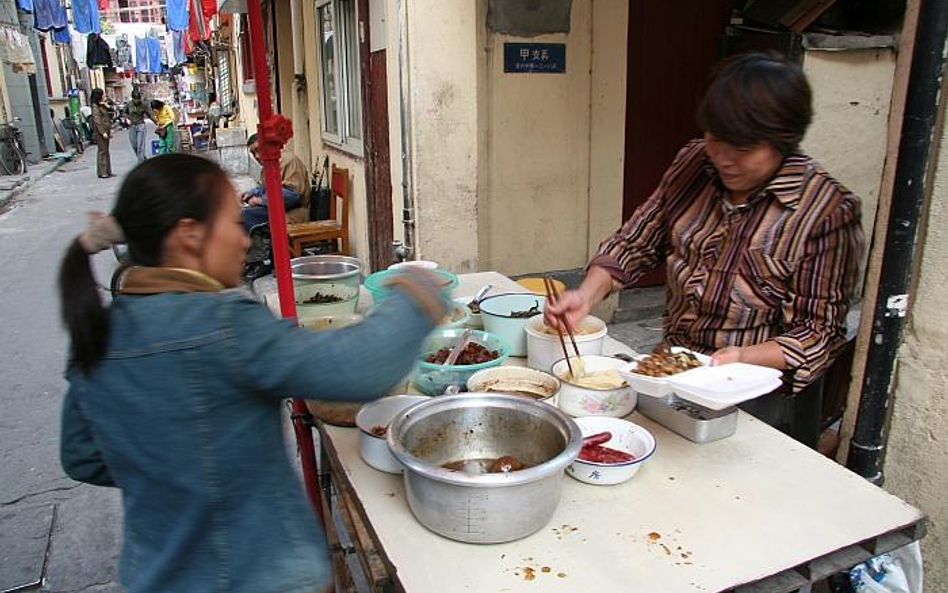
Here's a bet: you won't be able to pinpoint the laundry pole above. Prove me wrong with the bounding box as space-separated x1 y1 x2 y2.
244 0 323 517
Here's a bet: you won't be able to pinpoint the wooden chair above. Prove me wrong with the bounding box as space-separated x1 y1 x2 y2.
287 164 350 257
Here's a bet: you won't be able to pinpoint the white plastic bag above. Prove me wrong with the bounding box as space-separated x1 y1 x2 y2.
850 542 923 593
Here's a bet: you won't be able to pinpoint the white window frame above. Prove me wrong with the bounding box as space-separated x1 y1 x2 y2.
315 0 363 156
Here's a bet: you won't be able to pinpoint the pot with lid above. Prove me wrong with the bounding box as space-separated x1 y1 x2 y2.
386 393 582 543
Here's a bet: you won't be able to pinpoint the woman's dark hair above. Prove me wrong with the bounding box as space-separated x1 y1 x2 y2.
58 155 232 373
150 99 164 111
696 52 812 156
90 88 104 105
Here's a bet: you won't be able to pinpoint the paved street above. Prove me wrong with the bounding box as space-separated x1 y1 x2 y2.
0 138 136 593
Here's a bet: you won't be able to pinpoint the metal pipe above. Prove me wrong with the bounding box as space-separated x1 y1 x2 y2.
847 0 948 483
290 0 304 78
395 0 415 261
245 0 324 521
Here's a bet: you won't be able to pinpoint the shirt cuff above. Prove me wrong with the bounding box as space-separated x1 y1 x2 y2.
586 254 631 293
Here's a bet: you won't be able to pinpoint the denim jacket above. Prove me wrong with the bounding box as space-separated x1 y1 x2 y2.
61 285 436 593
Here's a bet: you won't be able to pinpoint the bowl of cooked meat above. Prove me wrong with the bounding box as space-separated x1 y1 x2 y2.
411 328 511 395
386 393 582 543
566 416 656 486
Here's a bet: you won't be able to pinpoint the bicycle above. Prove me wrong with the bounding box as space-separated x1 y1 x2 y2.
61 117 85 154
0 117 29 175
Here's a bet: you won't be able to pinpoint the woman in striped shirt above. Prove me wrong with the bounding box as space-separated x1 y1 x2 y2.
546 53 864 447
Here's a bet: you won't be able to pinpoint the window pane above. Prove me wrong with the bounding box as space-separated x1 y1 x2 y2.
318 4 339 135
342 0 361 140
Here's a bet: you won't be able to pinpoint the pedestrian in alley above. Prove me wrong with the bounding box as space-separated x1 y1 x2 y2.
240 132 311 232
125 90 149 162
545 52 864 448
90 88 113 178
150 98 175 154
56 154 446 593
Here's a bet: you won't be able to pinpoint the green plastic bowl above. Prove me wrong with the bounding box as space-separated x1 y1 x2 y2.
364 269 459 303
412 328 511 395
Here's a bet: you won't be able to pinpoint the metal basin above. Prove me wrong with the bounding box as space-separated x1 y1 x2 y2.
290 255 362 284
386 393 582 543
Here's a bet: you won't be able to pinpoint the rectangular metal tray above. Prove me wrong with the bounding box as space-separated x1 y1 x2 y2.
637 394 738 443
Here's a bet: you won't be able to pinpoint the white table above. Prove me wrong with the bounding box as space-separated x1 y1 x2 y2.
315 272 925 593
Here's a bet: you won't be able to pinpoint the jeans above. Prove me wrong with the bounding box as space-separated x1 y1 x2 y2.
128 123 147 162
241 186 302 232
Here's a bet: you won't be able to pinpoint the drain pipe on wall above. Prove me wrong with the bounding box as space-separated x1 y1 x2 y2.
847 0 948 484
393 0 416 262
290 0 304 83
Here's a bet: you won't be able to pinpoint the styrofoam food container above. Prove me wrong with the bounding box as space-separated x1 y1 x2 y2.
439 301 471 328
453 296 483 328
665 363 783 411
525 315 607 372
477 293 546 357
388 260 438 271
566 416 656 485
618 347 711 397
551 355 637 418
466 366 560 405
356 395 431 473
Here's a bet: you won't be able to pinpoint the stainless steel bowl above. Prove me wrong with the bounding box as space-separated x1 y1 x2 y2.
386 393 582 543
291 255 362 282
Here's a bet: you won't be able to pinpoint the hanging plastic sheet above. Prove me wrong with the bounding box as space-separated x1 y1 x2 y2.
52 23 70 44
33 0 68 31
166 0 188 31
147 36 162 73
135 36 148 72
71 0 101 34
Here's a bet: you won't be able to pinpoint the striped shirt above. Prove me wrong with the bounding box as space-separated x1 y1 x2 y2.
592 140 864 393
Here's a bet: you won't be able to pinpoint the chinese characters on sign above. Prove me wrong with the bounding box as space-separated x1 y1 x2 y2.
503 42 566 73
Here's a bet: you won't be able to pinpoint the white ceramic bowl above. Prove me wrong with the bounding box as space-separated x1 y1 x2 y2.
477 293 546 357
388 260 439 271
566 416 656 486
439 302 471 328
454 296 483 328
525 315 607 372
466 366 560 405
551 355 637 418
300 313 364 332
355 395 431 473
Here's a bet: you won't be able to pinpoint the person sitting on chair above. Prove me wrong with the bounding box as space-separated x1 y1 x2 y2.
240 133 311 233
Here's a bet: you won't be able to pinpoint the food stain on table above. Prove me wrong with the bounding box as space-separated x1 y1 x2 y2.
508 557 566 582
551 524 580 540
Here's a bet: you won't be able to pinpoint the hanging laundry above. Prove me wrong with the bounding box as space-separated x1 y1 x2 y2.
52 23 70 44
0 25 38 74
114 34 133 70
17 0 33 13
87 32 113 68
188 0 211 44
134 36 148 72
71 0 101 35
172 29 187 66
32 0 67 31
147 36 162 73
201 0 217 20
71 30 87 66
97 0 108 11
166 0 188 31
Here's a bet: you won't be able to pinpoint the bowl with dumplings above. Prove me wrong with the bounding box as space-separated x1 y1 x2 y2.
551 355 637 418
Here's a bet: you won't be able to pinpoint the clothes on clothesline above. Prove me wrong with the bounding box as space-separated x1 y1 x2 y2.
165 0 188 31
114 34 133 70
52 23 70 44
71 0 101 34
32 0 68 32
147 36 162 73
17 0 33 13
0 25 37 74
87 32 113 68
171 30 187 66
134 36 148 72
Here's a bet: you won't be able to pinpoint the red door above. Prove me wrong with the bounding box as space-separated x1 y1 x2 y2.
623 0 734 286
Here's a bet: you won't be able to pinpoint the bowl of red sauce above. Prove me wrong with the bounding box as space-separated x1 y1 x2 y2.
566 416 656 486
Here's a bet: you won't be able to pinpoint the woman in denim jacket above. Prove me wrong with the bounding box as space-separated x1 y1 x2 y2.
58 155 446 593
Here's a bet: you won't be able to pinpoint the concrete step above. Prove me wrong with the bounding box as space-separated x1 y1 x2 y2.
613 286 665 323
606 316 665 356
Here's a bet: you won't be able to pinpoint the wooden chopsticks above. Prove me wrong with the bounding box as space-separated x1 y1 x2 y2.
544 276 582 377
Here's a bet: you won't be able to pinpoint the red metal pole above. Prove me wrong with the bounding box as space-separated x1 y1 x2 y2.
245 0 324 520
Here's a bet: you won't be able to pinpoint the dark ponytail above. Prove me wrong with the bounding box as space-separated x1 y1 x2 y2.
58 154 231 374
59 240 110 373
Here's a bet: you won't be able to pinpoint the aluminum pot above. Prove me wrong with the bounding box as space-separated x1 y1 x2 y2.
386 393 582 544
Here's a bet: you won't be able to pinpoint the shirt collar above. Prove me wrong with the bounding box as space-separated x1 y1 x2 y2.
118 267 225 295
702 151 809 210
